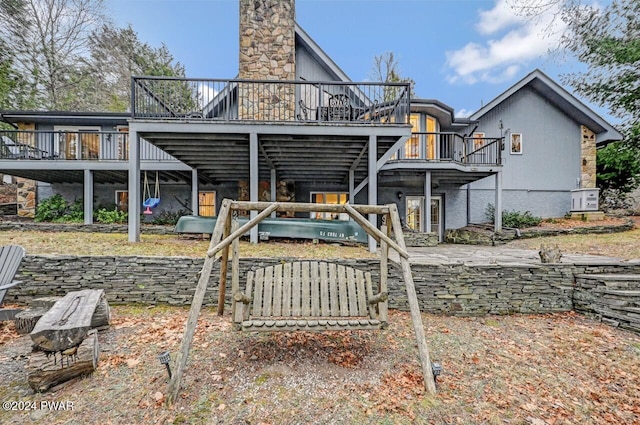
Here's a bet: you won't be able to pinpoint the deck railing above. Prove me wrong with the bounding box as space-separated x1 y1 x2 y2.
0 130 176 162
131 76 411 124
390 132 503 166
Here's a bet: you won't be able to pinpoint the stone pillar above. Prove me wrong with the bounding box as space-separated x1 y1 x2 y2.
16 177 36 218
238 0 296 121
581 125 596 189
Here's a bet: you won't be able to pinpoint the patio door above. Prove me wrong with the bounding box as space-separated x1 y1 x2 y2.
54 126 100 159
406 195 444 241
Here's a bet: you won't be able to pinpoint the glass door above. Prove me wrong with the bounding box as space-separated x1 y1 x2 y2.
430 195 443 242
406 196 424 231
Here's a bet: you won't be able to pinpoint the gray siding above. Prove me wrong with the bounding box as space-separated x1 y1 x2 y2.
469 86 582 191
295 42 340 82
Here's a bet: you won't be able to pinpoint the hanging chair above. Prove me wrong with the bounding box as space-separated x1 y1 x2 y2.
143 171 160 214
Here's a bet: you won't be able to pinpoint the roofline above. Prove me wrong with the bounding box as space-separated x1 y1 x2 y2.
295 22 351 82
1 110 129 123
469 69 622 144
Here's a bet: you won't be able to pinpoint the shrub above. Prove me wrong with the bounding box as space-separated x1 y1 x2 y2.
35 194 70 222
485 203 542 228
65 199 85 223
95 208 128 224
35 195 86 223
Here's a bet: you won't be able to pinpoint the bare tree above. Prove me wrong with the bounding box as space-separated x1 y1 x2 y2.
0 0 106 110
369 51 415 100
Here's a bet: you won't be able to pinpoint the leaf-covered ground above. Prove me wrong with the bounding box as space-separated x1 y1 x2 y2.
1 306 639 424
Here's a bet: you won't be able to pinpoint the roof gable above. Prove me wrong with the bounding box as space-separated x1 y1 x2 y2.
295 23 351 82
469 69 622 145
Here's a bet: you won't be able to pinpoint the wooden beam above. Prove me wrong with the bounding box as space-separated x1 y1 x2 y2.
229 200 390 215
167 199 231 405
343 204 409 259
206 203 279 258
388 203 436 394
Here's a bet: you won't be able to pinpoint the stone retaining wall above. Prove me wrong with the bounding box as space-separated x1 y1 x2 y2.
574 274 640 333
445 220 634 246
7 256 640 327
0 222 174 235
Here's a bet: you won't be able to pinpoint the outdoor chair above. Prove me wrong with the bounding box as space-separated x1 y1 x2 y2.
0 245 26 307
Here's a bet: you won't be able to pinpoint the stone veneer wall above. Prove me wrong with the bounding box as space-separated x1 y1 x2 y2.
581 125 597 189
7 256 640 325
238 0 296 121
15 178 36 218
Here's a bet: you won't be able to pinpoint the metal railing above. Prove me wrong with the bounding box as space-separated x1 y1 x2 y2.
0 130 176 162
131 76 411 124
390 132 503 166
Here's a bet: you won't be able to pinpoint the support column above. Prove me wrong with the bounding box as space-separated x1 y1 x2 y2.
249 133 259 243
424 171 431 233
83 169 93 225
191 168 198 216
368 135 377 253
270 168 276 218
494 171 503 232
128 130 141 242
348 169 355 206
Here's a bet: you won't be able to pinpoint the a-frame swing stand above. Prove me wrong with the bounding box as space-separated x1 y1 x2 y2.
166 199 437 404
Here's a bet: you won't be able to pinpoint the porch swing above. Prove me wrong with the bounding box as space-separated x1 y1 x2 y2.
142 171 161 215
165 200 438 405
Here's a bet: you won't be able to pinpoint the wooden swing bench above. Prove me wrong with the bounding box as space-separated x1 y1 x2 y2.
167 200 437 404
232 261 388 332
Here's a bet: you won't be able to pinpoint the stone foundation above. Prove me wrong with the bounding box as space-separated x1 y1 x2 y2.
403 231 438 247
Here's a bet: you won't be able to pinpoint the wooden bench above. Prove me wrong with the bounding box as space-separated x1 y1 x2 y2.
232 261 388 332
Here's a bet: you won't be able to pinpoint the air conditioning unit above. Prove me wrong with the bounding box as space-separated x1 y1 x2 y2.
570 188 599 212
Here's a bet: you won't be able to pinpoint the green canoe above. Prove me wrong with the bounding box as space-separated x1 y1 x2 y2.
174 215 368 244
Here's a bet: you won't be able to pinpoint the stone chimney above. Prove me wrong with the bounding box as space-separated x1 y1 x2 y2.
580 125 596 188
238 0 296 120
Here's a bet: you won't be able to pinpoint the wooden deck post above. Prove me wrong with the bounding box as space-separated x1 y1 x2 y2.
388 203 437 394
167 199 231 405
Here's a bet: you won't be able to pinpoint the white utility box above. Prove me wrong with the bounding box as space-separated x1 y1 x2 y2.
570 188 599 212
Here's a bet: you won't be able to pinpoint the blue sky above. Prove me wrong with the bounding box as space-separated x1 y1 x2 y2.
108 0 615 123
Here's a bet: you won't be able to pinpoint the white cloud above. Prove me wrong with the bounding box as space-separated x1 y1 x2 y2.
476 0 523 35
445 0 565 85
455 108 473 118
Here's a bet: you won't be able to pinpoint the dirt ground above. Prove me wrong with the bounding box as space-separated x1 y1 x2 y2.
1 306 639 425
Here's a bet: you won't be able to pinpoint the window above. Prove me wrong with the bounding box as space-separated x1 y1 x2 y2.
115 191 128 212
470 132 486 162
199 191 216 216
472 132 485 149
310 192 348 220
510 133 522 154
406 196 424 231
426 116 437 159
404 114 421 158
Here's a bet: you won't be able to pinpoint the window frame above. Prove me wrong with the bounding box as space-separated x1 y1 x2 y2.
310 192 349 220
510 133 523 155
